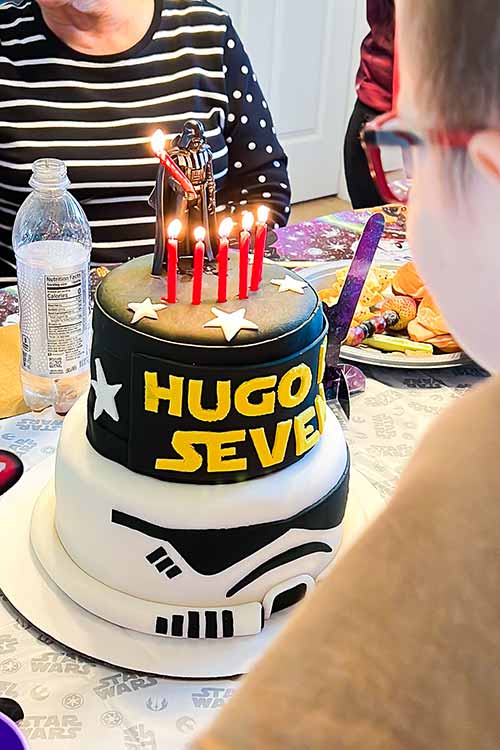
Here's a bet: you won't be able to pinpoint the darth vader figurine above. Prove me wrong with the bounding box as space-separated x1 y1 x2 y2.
150 120 219 275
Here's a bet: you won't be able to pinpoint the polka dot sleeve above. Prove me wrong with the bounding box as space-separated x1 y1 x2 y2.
218 17 292 228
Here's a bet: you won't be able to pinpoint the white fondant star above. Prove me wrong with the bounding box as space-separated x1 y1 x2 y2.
91 358 123 423
270 275 308 295
203 307 259 342
128 298 167 325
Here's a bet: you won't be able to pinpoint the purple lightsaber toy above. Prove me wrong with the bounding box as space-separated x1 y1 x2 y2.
0 711 28 750
322 213 385 414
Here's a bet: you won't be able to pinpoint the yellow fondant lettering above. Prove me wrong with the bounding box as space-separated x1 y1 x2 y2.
206 431 247 473
277 364 312 409
314 384 327 435
188 379 231 422
155 432 203 473
145 372 184 416
156 430 247 474
317 337 327 384
249 420 293 468
294 406 320 456
234 375 277 417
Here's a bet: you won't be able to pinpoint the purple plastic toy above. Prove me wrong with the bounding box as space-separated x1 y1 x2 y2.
322 213 385 413
0 712 28 750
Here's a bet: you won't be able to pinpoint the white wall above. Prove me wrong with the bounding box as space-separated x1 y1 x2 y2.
220 0 368 203
337 0 369 201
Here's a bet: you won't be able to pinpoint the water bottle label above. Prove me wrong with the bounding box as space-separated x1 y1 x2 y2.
17 250 90 379
44 270 88 376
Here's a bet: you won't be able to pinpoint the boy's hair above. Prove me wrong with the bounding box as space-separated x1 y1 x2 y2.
399 0 500 129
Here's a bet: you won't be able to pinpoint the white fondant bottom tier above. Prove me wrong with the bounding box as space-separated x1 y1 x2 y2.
0 459 380 676
52 398 349 637
32 485 342 639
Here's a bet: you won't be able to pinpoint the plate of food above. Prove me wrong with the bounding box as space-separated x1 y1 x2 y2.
300 260 470 369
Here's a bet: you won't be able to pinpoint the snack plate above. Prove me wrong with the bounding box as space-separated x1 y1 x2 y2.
300 261 470 369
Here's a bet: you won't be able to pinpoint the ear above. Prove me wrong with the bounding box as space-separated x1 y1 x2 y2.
468 131 500 183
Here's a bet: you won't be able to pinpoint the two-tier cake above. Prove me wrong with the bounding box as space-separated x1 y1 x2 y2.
32 255 349 644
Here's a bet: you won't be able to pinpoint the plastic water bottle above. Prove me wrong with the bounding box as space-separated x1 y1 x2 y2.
13 159 92 415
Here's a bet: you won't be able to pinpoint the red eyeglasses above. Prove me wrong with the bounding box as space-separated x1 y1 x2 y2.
361 110 477 205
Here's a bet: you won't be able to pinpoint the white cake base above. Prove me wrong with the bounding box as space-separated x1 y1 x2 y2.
0 458 382 678
55 398 350 611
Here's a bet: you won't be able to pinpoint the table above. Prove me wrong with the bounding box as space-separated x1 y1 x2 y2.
0 208 487 749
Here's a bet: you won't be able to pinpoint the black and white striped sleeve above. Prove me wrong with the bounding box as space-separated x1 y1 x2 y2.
218 17 292 228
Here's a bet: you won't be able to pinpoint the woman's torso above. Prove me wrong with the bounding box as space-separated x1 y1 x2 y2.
0 0 231 274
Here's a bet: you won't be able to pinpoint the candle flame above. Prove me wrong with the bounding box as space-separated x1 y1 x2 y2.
219 217 234 238
194 226 206 242
257 205 270 224
151 128 167 156
167 219 182 239
242 211 255 232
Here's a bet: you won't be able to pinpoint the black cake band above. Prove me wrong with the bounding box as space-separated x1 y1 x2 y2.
88 318 329 484
87 257 328 484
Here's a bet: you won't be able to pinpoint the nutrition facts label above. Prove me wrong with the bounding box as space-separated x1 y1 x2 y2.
45 271 87 376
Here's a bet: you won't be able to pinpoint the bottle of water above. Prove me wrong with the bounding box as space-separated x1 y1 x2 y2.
13 159 92 415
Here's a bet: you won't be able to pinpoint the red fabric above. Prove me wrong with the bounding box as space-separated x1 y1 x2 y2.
356 0 395 113
392 31 399 110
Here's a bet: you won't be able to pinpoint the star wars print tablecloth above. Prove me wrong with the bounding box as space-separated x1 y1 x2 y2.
0 414 62 474
0 591 231 749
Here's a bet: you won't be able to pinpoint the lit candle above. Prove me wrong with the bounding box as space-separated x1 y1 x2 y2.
239 211 254 300
163 219 182 304
217 218 233 304
250 206 270 292
192 226 206 305
151 128 167 157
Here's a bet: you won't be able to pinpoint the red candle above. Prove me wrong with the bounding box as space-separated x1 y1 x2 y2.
163 219 181 304
192 226 206 305
239 211 254 300
217 218 233 303
250 206 270 292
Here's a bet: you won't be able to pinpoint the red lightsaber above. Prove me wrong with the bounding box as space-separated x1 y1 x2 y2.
151 129 196 199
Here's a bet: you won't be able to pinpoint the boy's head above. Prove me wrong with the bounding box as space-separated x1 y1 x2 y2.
397 0 500 372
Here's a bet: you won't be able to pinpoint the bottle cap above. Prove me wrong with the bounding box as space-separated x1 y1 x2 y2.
30 158 71 191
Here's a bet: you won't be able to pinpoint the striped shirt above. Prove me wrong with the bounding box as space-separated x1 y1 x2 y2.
0 0 291 282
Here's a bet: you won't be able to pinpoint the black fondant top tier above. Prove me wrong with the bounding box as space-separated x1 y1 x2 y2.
87 254 329 484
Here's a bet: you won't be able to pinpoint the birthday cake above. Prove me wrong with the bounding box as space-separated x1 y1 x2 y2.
34 253 349 642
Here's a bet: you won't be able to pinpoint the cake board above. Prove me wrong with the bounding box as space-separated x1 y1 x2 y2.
0 458 383 679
